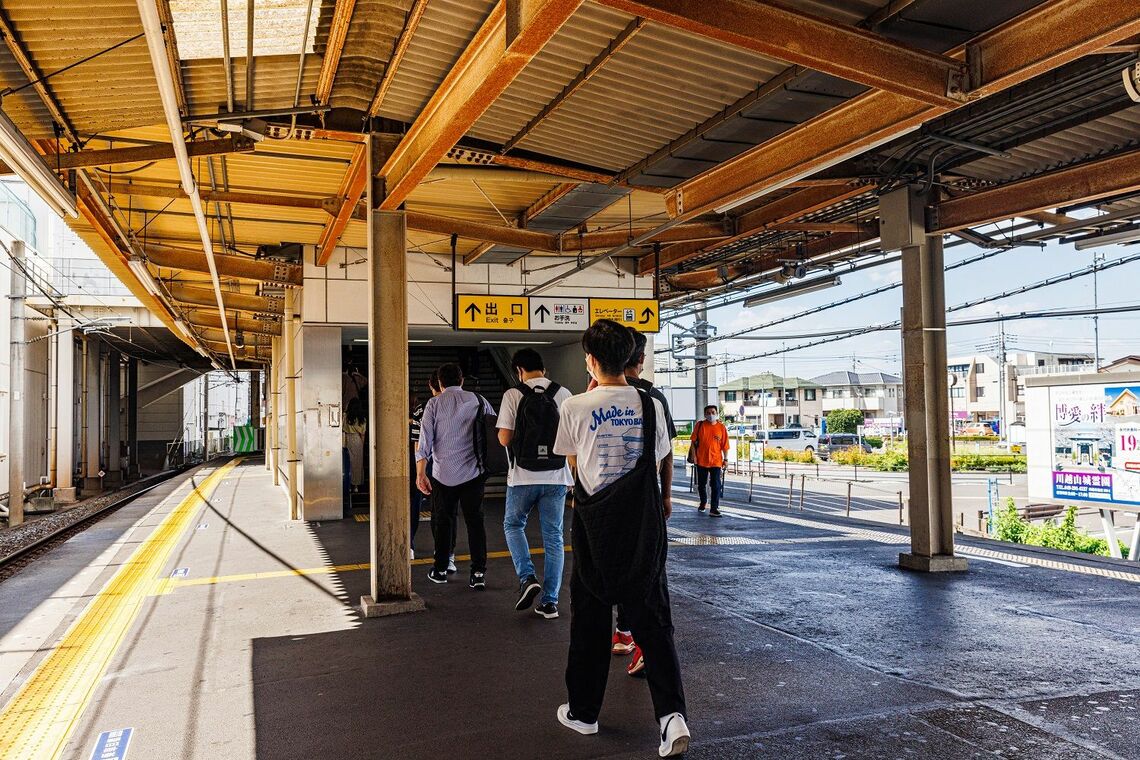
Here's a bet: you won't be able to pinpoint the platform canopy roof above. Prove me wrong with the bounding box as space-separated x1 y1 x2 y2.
0 0 1137 366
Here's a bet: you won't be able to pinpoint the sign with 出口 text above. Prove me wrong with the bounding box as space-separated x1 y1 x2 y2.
456 295 530 331
454 295 660 332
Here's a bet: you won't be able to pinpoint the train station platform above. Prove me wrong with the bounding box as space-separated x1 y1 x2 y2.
1 457 1138 759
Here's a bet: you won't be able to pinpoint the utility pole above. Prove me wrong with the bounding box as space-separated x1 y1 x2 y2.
998 322 1008 445
694 307 709 420
1093 252 1104 369
8 240 26 525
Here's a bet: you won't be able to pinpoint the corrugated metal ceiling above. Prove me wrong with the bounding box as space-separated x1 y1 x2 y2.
325 0 413 112
168 0 320 60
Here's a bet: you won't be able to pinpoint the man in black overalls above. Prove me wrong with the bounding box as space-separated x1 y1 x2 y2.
552 319 690 758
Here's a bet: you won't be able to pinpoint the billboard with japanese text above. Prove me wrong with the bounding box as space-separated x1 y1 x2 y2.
1027 380 1140 506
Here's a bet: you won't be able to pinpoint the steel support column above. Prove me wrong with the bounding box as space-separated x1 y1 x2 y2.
127 357 139 480
250 369 261 448
363 138 424 616
891 186 967 572
105 350 122 485
83 338 102 493
54 321 76 502
7 240 26 524
284 290 299 519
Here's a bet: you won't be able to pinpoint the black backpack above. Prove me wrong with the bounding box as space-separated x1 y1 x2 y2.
509 382 566 471
473 394 509 476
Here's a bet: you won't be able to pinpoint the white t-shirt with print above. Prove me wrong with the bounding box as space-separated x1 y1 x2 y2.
553 385 671 496
497 378 574 487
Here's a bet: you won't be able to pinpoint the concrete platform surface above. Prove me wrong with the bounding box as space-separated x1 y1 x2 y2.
0 457 1138 759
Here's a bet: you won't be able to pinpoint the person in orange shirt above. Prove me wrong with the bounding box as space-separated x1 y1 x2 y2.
690 405 729 516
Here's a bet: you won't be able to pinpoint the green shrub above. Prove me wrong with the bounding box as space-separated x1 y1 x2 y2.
951 453 1026 472
863 436 884 450
832 448 874 467
762 447 816 463
953 435 1000 442
993 500 1127 557
826 409 865 434
874 449 909 471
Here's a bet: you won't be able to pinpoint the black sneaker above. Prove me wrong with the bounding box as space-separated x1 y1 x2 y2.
427 569 448 584
469 571 486 590
710 507 722 517
697 503 707 512
535 602 559 619
515 575 541 611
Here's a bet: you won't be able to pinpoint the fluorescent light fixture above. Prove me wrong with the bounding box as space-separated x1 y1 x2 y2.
0 108 77 218
1072 227 1140 250
481 340 553 345
743 275 842 308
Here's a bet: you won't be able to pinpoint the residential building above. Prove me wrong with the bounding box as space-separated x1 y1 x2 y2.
949 351 1093 429
1100 355 1140 373
810 371 905 433
718 372 822 429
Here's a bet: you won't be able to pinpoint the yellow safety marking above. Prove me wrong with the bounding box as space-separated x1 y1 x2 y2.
352 511 430 522
0 459 240 760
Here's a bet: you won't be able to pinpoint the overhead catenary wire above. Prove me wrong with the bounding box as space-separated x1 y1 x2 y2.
658 252 1140 374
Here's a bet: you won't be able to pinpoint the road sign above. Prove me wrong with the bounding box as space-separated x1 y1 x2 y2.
456 295 530 331
233 425 256 453
530 296 589 331
589 298 659 332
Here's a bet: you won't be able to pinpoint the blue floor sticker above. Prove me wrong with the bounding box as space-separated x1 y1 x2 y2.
170 567 189 578
91 728 132 760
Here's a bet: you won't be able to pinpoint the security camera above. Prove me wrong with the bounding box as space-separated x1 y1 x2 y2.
1125 61 1140 103
216 117 269 142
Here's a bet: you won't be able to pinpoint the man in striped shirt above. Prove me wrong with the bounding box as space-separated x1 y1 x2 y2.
415 363 494 588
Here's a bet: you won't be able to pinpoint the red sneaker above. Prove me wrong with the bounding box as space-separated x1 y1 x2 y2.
627 645 646 677
611 630 635 655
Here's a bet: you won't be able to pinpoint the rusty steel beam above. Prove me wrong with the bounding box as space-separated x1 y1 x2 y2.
596 0 966 107
316 141 368 265
0 9 80 144
199 328 273 346
562 220 728 252
638 184 868 273
103 181 327 209
447 145 616 184
931 148 1140 233
407 210 558 251
379 0 584 210
145 245 303 285
638 240 709 276
168 283 282 314
368 0 429 115
316 0 358 104
661 0 1140 225
204 340 271 358
156 0 188 115
462 242 496 266
0 137 254 175
503 17 646 152
184 310 281 335
770 222 865 233
522 182 578 226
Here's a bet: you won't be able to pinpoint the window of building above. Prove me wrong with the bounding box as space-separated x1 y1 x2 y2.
725 391 737 402
784 389 796 402
975 363 985 373
950 387 964 398
948 363 969 374
1037 359 1046 367
804 389 817 401
887 387 896 397
976 386 986 397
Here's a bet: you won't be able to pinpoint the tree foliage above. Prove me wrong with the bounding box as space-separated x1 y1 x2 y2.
826 409 865 434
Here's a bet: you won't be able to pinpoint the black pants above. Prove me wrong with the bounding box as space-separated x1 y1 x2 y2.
696 466 723 510
430 475 487 573
566 566 687 724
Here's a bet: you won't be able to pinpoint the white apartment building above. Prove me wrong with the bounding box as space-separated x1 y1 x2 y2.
948 351 1093 428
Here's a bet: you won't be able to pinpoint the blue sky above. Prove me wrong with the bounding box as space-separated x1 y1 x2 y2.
667 234 1140 383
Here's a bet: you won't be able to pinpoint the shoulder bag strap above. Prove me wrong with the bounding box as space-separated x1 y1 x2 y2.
636 388 658 467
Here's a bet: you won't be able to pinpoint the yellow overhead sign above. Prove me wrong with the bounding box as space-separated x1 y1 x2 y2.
454 295 661 333
456 295 530 331
589 298 660 332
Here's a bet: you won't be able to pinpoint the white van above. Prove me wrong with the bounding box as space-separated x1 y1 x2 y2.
755 429 818 454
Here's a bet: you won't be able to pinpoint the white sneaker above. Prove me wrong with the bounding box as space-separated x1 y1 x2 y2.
658 713 690 757
409 547 415 560
447 555 457 574
557 704 598 735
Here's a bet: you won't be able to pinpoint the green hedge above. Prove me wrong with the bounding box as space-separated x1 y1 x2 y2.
994 499 1127 557
829 450 1026 473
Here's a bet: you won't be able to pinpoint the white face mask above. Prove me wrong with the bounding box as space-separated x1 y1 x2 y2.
706 413 718 422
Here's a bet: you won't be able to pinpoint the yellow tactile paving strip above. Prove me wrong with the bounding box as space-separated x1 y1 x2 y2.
0 460 239 760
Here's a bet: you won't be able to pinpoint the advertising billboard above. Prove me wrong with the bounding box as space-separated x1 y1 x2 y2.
1026 378 1140 506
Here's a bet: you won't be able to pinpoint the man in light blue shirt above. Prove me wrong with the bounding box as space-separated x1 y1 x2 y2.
416 362 494 588
497 348 572 619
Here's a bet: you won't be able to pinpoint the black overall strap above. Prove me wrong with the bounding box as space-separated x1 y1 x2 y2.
635 387 657 468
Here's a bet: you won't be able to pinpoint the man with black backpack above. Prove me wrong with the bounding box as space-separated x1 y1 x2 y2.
497 348 572 619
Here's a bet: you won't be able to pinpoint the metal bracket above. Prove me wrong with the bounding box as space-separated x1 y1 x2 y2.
946 64 971 102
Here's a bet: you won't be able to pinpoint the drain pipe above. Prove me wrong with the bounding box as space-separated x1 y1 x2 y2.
137 0 237 369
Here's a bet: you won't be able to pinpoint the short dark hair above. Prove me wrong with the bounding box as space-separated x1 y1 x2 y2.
427 371 440 393
704 405 717 414
511 348 544 373
582 319 636 377
437 362 463 388
625 328 648 369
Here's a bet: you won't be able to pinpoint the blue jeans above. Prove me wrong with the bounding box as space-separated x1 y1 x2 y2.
503 484 567 605
697 466 723 510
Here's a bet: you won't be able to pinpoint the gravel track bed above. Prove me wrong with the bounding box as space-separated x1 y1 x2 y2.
0 472 180 581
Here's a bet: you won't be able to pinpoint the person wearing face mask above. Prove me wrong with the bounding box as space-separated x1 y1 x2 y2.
690 405 729 516
497 348 573 618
